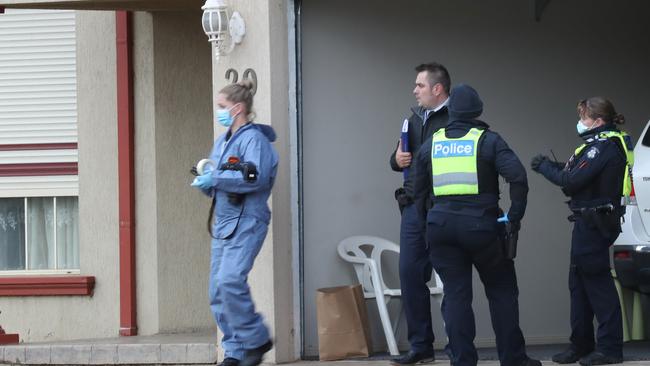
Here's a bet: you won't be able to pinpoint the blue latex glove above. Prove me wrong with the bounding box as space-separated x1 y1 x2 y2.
190 171 213 190
497 213 509 223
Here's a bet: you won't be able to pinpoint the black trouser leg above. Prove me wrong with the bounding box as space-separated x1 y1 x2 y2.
476 259 527 366
428 214 476 366
569 264 596 354
573 250 623 358
400 204 434 353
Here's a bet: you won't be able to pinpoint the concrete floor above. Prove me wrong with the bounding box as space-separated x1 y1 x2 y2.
287 362 648 366
0 332 219 365
1 334 648 365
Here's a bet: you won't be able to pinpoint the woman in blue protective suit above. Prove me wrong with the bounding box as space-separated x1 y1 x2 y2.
191 80 278 366
531 97 633 366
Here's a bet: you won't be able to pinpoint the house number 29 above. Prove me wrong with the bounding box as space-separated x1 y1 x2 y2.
225 68 258 96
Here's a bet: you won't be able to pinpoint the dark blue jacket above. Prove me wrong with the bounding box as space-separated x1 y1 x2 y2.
412 85 528 222
536 124 629 211
390 105 449 197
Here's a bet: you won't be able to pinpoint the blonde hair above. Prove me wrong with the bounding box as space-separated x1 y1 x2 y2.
219 80 255 119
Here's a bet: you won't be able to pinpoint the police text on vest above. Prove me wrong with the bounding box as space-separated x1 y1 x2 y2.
433 140 475 158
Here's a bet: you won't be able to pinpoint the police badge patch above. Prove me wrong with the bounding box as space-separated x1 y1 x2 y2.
587 147 600 159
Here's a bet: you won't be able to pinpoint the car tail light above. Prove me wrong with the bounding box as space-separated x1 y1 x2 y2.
614 251 632 260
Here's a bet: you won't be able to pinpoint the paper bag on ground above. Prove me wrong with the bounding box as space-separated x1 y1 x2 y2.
316 284 373 360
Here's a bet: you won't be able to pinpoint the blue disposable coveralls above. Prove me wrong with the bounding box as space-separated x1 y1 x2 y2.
199 122 278 361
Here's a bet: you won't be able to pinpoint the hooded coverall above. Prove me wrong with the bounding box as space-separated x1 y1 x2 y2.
200 122 278 361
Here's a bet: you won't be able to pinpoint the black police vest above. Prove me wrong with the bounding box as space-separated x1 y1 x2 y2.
565 139 626 207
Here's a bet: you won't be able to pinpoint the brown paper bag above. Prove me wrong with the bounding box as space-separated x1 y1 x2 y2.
316 284 373 360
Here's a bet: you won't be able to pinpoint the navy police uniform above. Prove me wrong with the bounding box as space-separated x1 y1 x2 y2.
413 85 538 366
533 124 629 362
390 104 448 356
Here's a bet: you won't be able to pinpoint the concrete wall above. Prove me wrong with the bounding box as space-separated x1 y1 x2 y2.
132 10 215 334
151 10 214 333
210 0 295 362
133 10 159 336
0 11 120 342
300 0 650 355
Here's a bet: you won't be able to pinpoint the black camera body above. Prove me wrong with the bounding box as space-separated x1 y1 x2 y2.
219 160 259 205
220 161 258 182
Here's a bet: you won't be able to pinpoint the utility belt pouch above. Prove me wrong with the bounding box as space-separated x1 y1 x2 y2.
575 204 622 236
495 208 517 260
587 211 620 236
503 222 519 259
394 187 413 214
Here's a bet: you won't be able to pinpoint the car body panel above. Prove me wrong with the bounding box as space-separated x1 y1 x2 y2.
613 120 650 293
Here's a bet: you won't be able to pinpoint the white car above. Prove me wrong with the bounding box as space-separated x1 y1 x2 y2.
613 120 650 294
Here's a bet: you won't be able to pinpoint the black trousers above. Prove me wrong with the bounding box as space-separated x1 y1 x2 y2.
427 211 527 366
569 219 623 358
399 203 435 353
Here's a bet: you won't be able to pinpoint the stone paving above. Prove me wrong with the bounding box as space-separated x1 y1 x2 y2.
0 333 218 365
0 334 648 365
294 362 646 366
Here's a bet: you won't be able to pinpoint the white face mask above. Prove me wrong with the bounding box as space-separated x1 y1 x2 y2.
576 119 592 135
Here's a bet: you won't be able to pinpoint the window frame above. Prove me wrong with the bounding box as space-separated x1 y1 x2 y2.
0 275 94 296
0 195 80 274
0 9 92 297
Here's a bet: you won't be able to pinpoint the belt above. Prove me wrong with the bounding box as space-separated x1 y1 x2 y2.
570 203 615 215
431 201 499 217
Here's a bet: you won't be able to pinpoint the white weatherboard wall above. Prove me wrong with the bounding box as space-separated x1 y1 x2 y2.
0 9 78 197
0 10 118 342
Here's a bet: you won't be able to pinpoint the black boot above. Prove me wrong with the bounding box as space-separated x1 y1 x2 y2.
239 340 273 366
519 357 542 366
578 351 623 366
553 348 591 364
390 350 435 365
219 357 240 366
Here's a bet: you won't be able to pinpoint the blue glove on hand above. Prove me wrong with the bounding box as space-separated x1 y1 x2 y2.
497 213 509 223
190 172 213 190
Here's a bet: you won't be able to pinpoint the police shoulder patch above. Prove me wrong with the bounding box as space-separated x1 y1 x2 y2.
586 147 600 159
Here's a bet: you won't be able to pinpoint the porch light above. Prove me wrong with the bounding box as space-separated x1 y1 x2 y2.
201 0 246 61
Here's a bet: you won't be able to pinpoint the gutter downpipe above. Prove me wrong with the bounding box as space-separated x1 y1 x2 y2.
116 10 137 337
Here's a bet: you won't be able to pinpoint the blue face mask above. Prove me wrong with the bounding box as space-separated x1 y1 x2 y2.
216 106 234 127
576 119 590 135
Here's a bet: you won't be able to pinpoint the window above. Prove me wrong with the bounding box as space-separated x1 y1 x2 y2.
0 9 79 276
0 196 79 273
642 125 650 147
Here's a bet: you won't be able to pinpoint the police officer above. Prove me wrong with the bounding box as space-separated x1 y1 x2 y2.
191 80 278 366
531 97 630 366
390 62 450 365
412 84 541 366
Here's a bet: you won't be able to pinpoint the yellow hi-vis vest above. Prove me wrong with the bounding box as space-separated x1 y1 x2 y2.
431 127 485 196
574 130 634 198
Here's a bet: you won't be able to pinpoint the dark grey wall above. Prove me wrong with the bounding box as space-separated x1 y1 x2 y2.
301 0 650 355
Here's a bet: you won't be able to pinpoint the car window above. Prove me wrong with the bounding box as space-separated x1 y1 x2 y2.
643 126 650 147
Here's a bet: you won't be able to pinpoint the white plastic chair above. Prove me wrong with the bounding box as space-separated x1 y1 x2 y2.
337 235 444 356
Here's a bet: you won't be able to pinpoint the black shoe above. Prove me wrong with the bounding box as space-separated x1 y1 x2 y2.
553 348 591 364
578 351 623 366
219 357 240 366
519 357 542 366
390 350 435 365
239 340 273 366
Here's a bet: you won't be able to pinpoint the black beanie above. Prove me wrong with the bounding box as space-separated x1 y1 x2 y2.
448 84 483 121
